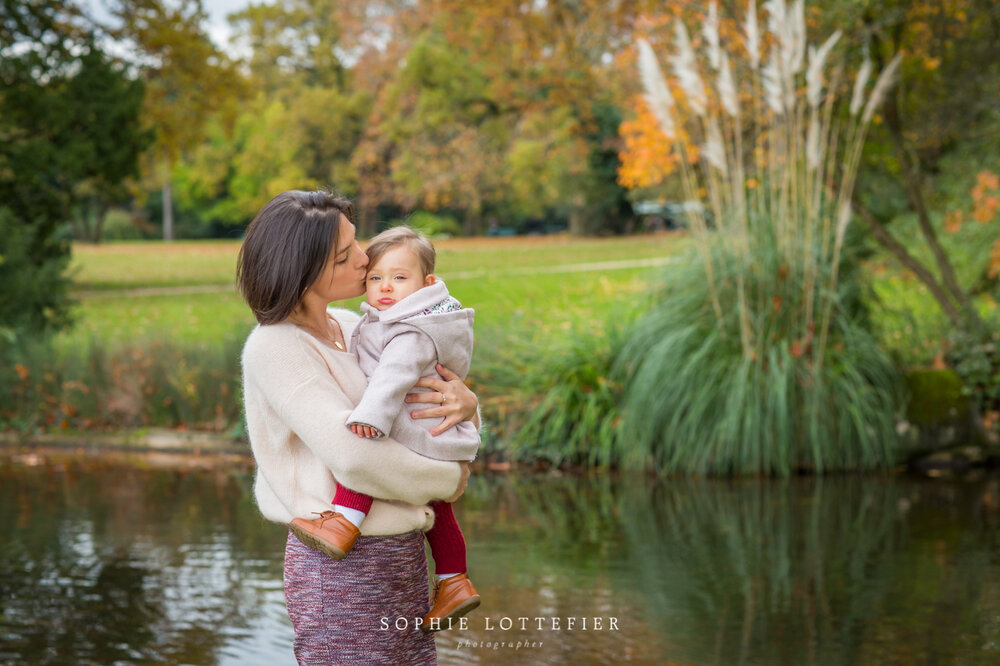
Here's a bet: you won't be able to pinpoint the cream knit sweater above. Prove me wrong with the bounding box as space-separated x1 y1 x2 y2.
241 308 462 536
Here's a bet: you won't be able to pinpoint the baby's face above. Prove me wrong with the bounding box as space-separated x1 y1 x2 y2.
365 245 434 311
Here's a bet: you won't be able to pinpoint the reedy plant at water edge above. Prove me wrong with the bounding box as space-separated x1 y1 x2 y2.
618 248 899 474
502 314 630 468
627 0 904 473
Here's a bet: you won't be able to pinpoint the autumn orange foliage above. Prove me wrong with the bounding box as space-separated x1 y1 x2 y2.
617 96 680 189
944 168 1000 278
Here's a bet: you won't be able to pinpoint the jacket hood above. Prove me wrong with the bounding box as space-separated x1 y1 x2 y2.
359 280 456 322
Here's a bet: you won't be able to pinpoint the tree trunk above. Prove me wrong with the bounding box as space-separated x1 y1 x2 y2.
883 96 976 323
852 200 963 325
568 207 586 235
162 181 174 242
463 209 480 236
92 201 110 244
356 192 377 238
69 203 85 242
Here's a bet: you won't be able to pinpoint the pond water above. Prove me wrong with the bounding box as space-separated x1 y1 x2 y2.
2 451 1000 665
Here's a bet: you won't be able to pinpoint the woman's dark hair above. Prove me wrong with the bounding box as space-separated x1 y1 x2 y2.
237 190 355 324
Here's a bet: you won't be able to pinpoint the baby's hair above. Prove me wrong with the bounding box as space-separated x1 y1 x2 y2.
365 225 436 277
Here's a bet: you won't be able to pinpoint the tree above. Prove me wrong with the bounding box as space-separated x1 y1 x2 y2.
110 0 244 240
352 31 506 234
173 0 372 229
60 46 152 243
1 0 85 337
346 1 650 234
227 0 349 93
845 0 1000 329
618 0 1000 322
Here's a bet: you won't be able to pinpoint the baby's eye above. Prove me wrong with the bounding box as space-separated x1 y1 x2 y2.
394 275 407 281
368 275 380 282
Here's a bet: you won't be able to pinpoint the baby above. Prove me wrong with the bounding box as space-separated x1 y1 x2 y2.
289 225 481 632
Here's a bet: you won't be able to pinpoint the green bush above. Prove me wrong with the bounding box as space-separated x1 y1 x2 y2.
395 211 463 239
946 317 1000 423
0 208 74 341
904 368 968 426
504 315 629 467
0 332 244 433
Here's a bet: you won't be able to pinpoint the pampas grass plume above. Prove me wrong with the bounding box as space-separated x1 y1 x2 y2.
704 119 727 172
745 0 761 69
861 53 902 125
762 50 784 114
718 54 740 117
671 20 708 116
806 30 841 108
703 2 722 71
638 38 677 137
850 57 873 116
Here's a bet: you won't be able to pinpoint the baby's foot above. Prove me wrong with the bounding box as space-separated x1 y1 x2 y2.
289 511 361 560
421 573 480 633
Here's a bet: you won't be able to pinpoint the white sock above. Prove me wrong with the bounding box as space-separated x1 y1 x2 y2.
437 572 461 581
334 505 366 528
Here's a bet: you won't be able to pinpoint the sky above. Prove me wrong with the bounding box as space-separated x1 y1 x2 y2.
199 0 252 52
81 0 253 54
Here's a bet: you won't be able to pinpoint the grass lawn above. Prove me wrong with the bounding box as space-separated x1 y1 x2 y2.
69 234 689 291
18 230 992 440
61 233 689 394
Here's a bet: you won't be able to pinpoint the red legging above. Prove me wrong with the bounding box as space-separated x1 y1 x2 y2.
334 484 467 574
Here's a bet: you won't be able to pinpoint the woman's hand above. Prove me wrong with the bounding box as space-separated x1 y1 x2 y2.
444 462 471 503
405 363 479 436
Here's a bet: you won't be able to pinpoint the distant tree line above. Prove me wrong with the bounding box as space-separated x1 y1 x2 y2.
2 0 999 345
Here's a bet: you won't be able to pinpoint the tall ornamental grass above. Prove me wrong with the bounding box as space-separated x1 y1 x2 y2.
621 0 904 474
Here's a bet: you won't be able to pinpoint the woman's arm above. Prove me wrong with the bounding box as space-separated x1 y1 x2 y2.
245 330 462 505
282 376 462 505
404 363 481 435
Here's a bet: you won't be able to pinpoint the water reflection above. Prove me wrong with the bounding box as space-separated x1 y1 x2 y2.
0 455 290 666
2 453 1000 665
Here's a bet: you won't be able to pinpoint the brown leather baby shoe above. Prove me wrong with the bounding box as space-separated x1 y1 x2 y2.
421 573 481 633
289 511 361 560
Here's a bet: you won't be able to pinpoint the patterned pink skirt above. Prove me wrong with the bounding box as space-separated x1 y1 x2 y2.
284 529 437 665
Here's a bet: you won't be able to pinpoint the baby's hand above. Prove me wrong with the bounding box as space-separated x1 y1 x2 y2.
350 423 380 439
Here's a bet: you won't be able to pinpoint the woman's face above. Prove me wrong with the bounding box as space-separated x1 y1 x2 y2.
304 215 369 306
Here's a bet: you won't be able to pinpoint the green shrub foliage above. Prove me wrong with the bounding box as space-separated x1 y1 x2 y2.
616 240 901 475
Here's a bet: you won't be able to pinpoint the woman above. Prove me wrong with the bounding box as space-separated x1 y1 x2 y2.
237 190 477 664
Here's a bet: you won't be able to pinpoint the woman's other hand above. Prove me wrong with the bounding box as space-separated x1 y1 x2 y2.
405 363 479 436
444 461 471 503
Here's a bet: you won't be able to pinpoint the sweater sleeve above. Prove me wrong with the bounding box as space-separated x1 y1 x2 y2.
246 330 460 506
346 330 428 437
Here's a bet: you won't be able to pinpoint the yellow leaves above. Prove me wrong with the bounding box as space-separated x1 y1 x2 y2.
924 57 941 71
14 363 29 382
